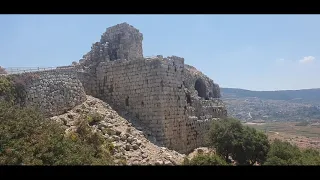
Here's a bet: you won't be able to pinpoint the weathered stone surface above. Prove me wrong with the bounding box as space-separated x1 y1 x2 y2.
9 69 87 117
82 51 227 153
132 144 139 150
101 22 143 61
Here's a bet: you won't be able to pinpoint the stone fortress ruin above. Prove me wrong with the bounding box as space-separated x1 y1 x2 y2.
4 23 227 153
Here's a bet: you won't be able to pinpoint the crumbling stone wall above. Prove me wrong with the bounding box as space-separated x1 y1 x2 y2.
179 64 227 151
75 22 143 97
8 69 87 117
184 64 221 99
77 71 98 97
100 23 143 61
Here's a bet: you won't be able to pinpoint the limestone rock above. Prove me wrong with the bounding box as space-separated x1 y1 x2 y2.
132 144 139 150
155 160 163 165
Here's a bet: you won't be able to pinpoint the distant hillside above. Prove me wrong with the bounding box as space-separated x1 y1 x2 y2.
221 88 320 122
221 88 320 103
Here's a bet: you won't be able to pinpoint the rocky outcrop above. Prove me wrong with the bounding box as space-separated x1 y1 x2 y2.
51 95 185 165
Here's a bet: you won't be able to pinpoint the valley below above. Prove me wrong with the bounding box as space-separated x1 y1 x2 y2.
245 122 320 150
221 87 320 122
222 87 320 150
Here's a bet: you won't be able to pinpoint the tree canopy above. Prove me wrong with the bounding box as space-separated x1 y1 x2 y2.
207 118 270 165
264 139 320 165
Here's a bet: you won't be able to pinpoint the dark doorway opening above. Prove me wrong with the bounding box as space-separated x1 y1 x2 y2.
195 78 207 98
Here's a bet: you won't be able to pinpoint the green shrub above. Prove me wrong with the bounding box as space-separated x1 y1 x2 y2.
86 112 104 126
0 101 114 165
0 76 15 103
0 73 40 105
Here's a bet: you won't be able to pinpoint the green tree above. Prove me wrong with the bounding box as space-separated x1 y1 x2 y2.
183 154 228 165
264 139 320 165
207 118 270 165
264 139 302 165
0 101 114 165
233 126 270 165
207 118 243 162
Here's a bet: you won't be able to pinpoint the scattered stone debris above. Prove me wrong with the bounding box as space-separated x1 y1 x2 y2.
51 95 187 165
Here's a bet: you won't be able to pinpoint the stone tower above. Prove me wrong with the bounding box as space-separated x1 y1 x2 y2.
100 22 143 61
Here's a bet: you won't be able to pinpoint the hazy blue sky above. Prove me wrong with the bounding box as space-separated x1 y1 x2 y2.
1 15 320 91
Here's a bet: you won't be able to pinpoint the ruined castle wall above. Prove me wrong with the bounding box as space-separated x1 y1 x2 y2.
148 56 227 152
89 54 227 153
190 98 227 119
71 22 228 153
183 95 227 151
95 58 168 140
77 71 98 97
181 65 227 152
19 69 87 117
93 56 193 153
153 56 189 151
184 117 212 150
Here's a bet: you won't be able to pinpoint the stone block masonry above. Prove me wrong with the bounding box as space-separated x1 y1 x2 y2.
91 54 227 153
92 56 188 151
77 71 98 97
96 59 167 128
10 69 87 117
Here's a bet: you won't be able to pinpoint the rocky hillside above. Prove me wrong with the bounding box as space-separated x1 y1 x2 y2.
221 88 320 122
50 95 186 165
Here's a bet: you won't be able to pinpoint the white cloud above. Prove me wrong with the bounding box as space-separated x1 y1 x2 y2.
299 56 315 64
